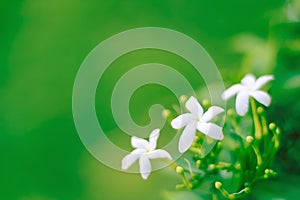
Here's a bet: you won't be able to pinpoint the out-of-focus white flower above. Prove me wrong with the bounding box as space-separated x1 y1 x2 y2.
222 74 274 116
171 96 224 153
121 129 172 180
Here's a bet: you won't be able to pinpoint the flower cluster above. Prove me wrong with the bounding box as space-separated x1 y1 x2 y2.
121 74 279 199
122 95 224 179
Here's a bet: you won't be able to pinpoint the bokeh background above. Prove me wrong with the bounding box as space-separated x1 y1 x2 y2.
1 0 300 199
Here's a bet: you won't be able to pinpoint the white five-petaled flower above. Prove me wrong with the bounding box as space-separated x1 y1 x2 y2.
171 96 224 153
222 74 274 116
121 129 172 180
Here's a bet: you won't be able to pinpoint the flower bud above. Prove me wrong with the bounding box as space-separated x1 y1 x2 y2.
276 127 281 135
257 107 264 115
244 182 250 187
269 123 276 131
235 163 241 170
179 95 187 103
208 164 216 171
217 141 222 149
227 109 234 116
246 136 254 144
162 109 171 119
176 166 184 174
215 181 222 189
196 160 201 168
202 99 210 108
194 135 200 142
244 187 251 194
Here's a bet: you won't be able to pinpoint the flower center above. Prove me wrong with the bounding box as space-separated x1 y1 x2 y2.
145 148 151 153
243 85 253 92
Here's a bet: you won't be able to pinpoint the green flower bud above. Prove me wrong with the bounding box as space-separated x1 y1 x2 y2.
257 107 264 114
176 166 184 174
215 181 222 189
244 187 251 194
276 127 281 135
246 136 254 144
196 160 201 168
202 99 210 108
162 109 171 119
179 95 187 103
235 163 241 170
244 182 250 187
208 164 216 171
227 109 234 116
269 123 276 131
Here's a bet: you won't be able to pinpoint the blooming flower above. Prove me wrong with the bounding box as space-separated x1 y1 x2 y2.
121 129 172 180
171 96 224 153
222 74 274 116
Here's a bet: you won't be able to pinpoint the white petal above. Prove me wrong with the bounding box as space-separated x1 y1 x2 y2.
201 106 224 123
185 96 203 117
197 122 224 140
148 149 172 160
131 136 149 149
253 75 274 90
236 91 249 116
171 113 195 129
241 74 256 88
178 123 197 153
139 154 151 180
250 90 271 107
149 129 160 150
121 149 143 169
222 84 242 100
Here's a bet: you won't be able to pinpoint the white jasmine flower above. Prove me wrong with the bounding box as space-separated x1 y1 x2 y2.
171 96 224 153
222 74 274 116
121 129 172 180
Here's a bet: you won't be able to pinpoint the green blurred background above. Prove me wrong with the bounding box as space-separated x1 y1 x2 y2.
1 0 300 199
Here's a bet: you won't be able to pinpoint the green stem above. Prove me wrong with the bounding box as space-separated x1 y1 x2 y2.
265 126 280 165
251 143 262 167
189 147 201 154
258 108 268 136
215 182 251 200
162 158 178 170
181 174 193 189
227 109 242 135
176 166 193 189
250 98 262 140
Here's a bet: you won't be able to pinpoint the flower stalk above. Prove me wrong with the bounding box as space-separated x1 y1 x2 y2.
247 136 263 167
250 98 262 140
215 182 251 200
176 166 193 189
227 109 241 135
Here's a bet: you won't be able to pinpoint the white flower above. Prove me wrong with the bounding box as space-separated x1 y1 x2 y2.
171 96 224 153
121 129 172 180
222 74 274 116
